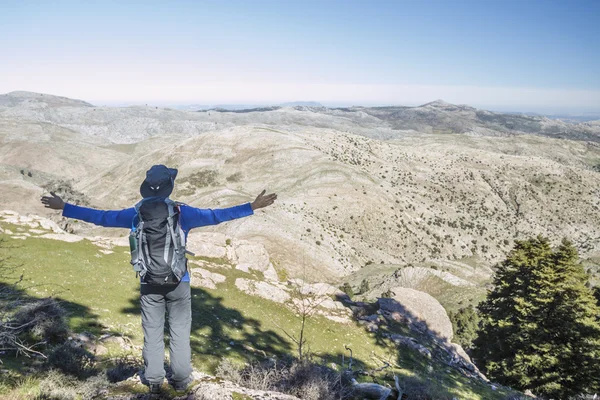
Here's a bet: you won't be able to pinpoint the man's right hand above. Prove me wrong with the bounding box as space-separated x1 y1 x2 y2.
41 192 65 210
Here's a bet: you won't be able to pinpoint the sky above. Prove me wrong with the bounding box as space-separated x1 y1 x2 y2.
1 0 599 113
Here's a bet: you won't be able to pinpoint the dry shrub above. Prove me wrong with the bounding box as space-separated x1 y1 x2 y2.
48 342 97 379
226 172 243 183
106 355 144 383
11 298 69 344
35 370 108 400
36 370 78 400
216 358 349 400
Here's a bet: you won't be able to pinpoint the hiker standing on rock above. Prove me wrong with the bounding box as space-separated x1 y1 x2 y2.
41 165 277 396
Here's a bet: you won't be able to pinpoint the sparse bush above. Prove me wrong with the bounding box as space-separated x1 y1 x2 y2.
78 374 110 400
36 370 108 400
106 355 143 383
36 370 79 400
226 172 243 183
181 170 219 187
12 298 69 344
48 342 97 379
339 283 354 298
217 358 348 400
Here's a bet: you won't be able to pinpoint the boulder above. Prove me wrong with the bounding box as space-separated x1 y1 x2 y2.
378 287 453 340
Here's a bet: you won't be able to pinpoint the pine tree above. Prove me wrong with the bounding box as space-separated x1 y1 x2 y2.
473 236 600 399
449 305 479 350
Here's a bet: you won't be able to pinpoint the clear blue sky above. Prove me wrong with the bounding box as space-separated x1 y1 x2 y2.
1 0 599 112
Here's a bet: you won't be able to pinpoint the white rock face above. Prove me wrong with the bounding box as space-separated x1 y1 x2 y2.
190 267 226 289
187 232 229 259
235 278 290 303
38 233 84 242
187 232 279 281
0 211 64 233
234 241 279 281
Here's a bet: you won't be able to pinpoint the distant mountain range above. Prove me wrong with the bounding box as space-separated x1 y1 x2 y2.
172 101 324 111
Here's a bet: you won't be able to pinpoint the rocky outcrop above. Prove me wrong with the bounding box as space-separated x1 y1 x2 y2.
344 293 486 381
235 278 290 303
190 267 226 289
378 287 454 340
0 210 83 242
187 232 279 281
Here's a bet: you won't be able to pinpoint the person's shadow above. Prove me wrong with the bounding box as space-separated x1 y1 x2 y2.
121 285 292 370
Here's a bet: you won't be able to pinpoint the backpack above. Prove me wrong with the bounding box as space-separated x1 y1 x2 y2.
129 197 188 285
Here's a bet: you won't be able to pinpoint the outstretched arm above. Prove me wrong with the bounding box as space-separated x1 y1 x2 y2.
41 192 135 229
182 190 277 230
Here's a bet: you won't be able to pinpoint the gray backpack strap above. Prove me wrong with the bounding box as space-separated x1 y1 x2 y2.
130 200 148 278
166 200 181 252
165 198 187 280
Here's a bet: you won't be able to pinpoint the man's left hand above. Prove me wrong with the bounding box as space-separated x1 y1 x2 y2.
251 190 277 210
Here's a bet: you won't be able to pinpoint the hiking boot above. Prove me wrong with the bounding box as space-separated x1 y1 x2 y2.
172 382 188 393
172 380 191 393
149 383 161 396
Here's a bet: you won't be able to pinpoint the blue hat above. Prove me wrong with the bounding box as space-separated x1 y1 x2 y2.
140 165 178 198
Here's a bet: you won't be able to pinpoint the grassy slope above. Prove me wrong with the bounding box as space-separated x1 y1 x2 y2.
0 224 514 400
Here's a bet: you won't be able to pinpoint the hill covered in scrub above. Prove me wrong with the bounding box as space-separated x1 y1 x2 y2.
1 91 599 398
2 92 600 284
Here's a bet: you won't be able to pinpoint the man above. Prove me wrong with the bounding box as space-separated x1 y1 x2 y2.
41 165 277 395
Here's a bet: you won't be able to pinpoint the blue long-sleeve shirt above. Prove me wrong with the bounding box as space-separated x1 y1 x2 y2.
62 201 254 282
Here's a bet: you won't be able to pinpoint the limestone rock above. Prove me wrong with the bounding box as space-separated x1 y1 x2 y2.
187 232 229 259
385 333 432 358
234 241 279 281
378 287 453 340
190 267 226 289
38 233 84 242
235 278 290 303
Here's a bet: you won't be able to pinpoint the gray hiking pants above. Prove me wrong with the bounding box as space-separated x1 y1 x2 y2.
140 281 192 386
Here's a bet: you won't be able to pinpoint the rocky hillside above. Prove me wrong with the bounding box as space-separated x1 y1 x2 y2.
306 100 600 142
2 92 600 289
